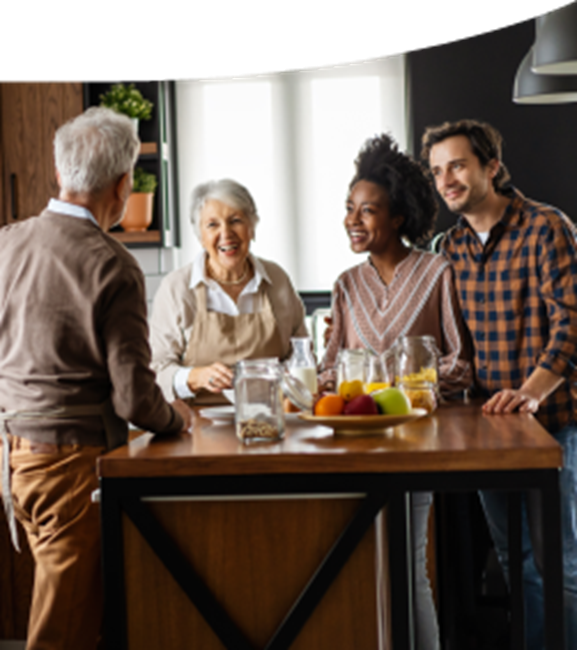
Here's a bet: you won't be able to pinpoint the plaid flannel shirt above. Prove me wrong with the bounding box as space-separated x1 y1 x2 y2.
441 187 577 433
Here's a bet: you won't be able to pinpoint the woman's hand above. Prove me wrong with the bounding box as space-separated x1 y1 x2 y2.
323 315 334 348
317 380 335 394
187 363 234 393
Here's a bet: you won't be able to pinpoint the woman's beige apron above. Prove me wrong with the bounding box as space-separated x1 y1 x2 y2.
183 283 285 405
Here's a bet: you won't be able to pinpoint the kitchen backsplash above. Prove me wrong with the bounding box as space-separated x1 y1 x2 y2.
129 248 179 316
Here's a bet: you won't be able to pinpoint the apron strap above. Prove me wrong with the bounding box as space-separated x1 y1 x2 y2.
1 421 19 552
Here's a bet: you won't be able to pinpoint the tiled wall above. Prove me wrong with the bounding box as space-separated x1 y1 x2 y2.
129 247 181 315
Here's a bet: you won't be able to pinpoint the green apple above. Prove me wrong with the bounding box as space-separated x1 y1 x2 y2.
372 387 412 415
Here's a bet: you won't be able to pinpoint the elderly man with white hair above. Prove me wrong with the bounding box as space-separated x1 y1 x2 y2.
0 106 191 650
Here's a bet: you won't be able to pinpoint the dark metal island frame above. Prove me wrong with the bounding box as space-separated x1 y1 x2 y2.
97 401 565 650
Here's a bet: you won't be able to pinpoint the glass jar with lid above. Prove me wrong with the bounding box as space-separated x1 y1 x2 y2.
234 358 285 443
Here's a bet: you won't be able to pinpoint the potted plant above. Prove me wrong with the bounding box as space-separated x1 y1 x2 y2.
120 167 158 232
99 83 153 132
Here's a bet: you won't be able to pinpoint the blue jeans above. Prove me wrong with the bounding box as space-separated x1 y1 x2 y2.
412 491 440 650
479 421 577 650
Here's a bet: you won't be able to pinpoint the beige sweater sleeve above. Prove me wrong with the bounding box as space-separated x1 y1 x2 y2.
149 264 196 401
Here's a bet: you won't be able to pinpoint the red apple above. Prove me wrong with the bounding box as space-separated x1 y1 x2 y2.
343 394 379 415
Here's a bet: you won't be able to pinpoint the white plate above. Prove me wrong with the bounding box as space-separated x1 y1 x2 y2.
199 405 235 424
200 406 302 426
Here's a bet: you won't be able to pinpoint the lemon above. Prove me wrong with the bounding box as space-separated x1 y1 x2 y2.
338 379 365 402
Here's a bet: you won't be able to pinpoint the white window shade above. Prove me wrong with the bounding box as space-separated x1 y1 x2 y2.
175 55 406 291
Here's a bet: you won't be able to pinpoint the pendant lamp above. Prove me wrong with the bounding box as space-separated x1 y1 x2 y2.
533 3 577 74
513 46 577 103
513 2 577 104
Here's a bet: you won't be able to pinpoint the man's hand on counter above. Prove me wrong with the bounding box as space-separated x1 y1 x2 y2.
172 399 193 433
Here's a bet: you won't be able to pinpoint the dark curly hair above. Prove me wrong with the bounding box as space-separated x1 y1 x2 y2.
349 134 438 246
420 119 511 193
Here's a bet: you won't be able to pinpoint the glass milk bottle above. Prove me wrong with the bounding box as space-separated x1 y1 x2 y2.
286 337 318 395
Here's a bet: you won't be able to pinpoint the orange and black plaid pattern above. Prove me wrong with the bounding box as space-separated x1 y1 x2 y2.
441 188 577 433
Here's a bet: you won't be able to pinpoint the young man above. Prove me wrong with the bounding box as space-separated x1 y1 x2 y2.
0 107 192 650
422 119 577 650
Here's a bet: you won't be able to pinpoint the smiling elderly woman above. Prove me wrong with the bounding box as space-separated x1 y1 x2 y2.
150 179 307 404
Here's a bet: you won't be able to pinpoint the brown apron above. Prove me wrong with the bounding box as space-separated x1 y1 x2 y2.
184 283 285 405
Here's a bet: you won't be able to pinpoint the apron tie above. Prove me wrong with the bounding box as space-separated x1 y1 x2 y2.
0 402 113 552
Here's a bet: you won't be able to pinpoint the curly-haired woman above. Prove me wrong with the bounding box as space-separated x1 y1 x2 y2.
319 134 472 650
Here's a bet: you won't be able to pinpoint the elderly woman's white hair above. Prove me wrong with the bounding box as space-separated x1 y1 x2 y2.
190 179 260 239
54 107 140 195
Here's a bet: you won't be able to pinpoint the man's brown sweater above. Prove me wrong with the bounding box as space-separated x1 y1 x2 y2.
0 208 183 446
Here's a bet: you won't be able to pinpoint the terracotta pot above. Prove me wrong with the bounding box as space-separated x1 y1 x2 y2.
120 192 153 232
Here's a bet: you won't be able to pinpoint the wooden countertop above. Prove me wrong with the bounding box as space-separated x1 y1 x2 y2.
97 402 562 479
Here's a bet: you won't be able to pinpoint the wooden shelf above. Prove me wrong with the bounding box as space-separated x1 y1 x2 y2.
139 142 157 155
84 82 179 248
109 230 161 244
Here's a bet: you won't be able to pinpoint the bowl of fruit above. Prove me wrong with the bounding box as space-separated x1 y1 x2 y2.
299 383 428 436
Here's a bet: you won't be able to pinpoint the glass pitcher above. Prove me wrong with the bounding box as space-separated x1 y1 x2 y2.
336 349 368 400
235 358 285 443
286 337 318 395
395 336 439 413
364 350 393 394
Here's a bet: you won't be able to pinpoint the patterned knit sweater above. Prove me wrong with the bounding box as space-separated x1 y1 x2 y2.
319 249 473 395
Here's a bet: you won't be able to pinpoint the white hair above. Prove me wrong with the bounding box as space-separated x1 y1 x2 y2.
190 179 260 239
54 107 140 195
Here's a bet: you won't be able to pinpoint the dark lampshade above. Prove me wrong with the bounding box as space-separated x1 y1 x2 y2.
513 46 577 103
533 3 577 74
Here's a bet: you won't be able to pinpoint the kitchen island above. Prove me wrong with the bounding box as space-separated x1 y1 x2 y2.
97 401 565 650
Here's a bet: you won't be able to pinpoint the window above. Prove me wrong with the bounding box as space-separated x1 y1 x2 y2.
175 55 406 290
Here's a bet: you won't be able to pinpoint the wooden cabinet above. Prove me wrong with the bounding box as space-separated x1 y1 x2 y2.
0 82 180 249
0 83 84 226
0 83 83 640
0 512 33 639
83 81 180 248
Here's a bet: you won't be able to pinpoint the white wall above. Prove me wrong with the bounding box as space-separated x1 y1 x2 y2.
131 56 407 303
174 55 407 292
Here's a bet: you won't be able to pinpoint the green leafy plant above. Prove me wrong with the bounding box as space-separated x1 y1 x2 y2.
132 167 157 194
99 83 153 120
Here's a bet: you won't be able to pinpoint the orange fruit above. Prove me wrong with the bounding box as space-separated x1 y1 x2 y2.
314 394 346 416
338 379 365 402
